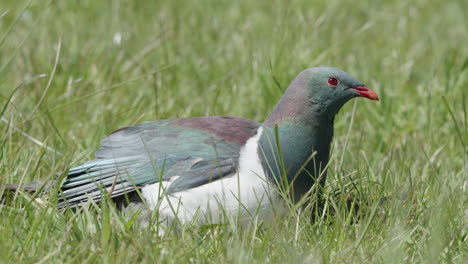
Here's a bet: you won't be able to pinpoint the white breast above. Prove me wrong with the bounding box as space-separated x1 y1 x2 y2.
141 127 281 227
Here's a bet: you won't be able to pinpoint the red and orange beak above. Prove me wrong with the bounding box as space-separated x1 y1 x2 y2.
351 86 379 101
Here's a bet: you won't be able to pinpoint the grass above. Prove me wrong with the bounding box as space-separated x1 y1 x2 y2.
0 0 466 263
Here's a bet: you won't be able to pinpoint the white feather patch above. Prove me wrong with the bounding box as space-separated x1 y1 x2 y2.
141 127 280 225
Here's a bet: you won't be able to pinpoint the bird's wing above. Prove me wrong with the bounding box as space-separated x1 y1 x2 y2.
58 116 260 208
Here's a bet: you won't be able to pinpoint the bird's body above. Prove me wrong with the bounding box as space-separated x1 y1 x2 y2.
139 127 278 226
4 67 379 230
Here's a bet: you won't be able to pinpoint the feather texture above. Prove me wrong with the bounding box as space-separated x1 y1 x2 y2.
58 116 260 207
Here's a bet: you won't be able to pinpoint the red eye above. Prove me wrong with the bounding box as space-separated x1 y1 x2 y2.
328 77 339 86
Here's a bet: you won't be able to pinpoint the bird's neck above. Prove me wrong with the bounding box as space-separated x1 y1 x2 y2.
259 104 336 200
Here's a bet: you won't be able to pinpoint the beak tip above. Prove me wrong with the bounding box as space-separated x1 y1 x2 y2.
352 86 379 101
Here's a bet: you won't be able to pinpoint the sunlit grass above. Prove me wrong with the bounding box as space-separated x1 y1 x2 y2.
0 0 466 263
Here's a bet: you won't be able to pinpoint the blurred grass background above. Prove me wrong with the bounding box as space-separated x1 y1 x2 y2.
0 0 466 263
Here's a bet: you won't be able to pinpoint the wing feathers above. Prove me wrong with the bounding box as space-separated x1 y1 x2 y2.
58 117 260 208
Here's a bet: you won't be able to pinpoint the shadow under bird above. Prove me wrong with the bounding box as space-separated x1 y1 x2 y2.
4 67 379 229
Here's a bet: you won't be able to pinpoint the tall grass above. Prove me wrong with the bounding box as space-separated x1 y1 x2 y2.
0 0 466 263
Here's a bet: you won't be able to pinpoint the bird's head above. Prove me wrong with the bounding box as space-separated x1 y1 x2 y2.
304 67 378 116
265 67 379 125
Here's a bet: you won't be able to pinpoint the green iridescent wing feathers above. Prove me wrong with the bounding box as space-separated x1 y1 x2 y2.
58 116 260 207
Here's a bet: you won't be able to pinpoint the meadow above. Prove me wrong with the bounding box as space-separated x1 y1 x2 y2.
0 0 466 263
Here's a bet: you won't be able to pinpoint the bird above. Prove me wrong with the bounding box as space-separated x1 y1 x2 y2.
4 67 378 231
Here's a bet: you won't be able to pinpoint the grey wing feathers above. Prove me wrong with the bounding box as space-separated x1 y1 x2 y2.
58 157 147 208
58 156 238 208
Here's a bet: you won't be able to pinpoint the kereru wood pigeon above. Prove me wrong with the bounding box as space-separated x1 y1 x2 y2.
5 67 378 229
